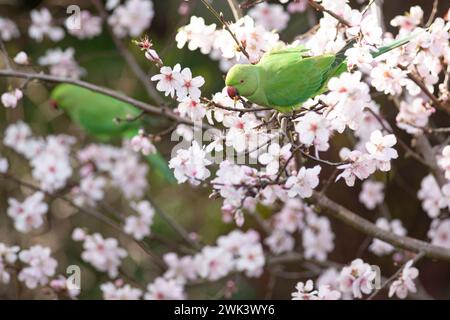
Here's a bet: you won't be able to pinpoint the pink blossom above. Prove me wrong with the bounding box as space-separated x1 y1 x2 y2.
285 165 321 198
151 64 183 98
18 245 57 289
389 260 419 299
1 89 23 108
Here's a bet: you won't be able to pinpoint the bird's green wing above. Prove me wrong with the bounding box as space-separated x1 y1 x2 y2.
51 84 175 183
259 45 310 64
51 84 142 139
260 54 336 110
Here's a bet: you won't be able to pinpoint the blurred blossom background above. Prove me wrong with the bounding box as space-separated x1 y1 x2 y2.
0 0 449 299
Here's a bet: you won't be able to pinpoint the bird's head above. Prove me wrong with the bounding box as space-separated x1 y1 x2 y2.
49 99 59 110
49 84 74 112
225 64 258 99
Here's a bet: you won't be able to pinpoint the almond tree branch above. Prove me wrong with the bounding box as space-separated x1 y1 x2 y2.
398 64 450 115
307 0 352 27
0 68 212 129
367 252 425 300
311 192 450 262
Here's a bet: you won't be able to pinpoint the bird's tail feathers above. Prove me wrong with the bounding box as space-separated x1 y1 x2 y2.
370 30 424 58
333 29 424 64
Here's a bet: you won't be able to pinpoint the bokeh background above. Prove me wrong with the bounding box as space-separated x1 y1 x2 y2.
0 0 449 299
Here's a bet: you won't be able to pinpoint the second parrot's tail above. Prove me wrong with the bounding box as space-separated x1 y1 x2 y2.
371 31 423 58
333 30 423 66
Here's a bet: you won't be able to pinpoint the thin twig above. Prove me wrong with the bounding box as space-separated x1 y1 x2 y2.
199 0 250 60
398 64 450 115
307 0 352 27
365 107 430 167
361 0 376 15
240 0 264 9
146 195 202 251
425 0 439 27
312 192 450 262
299 149 346 166
202 97 271 113
114 111 145 123
90 0 164 105
367 252 425 300
227 0 243 21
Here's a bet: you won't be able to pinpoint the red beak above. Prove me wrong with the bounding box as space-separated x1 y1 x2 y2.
49 99 59 110
227 86 239 99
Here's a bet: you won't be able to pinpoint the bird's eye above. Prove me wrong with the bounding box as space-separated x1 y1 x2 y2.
240 80 244 83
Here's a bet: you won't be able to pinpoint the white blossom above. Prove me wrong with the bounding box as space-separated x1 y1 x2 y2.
0 17 19 41
101 281 143 300
169 141 211 185
108 0 154 38
144 277 185 300
75 231 127 278
18 245 57 289
359 181 384 210
7 192 48 233
66 10 102 39
28 8 64 42
340 259 377 299
285 166 321 198
369 218 406 256
1 89 23 108
389 260 419 299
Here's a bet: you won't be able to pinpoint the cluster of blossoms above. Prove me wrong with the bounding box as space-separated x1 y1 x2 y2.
1 0 450 301
0 243 19 284
97 229 264 300
1 88 23 109
101 280 143 300
7 192 48 233
3 121 75 192
291 258 377 300
18 245 58 289
124 200 155 240
108 0 154 38
0 243 58 290
1 242 79 298
265 199 335 261
38 47 84 79
151 63 206 121
292 256 420 300
76 142 149 200
369 218 407 256
176 15 280 67
417 174 449 218
72 229 127 278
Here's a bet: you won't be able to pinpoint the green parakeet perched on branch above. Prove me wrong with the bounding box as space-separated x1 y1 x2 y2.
225 35 417 113
50 84 175 182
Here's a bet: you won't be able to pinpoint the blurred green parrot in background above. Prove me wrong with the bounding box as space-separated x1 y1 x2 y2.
225 35 416 113
50 84 175 182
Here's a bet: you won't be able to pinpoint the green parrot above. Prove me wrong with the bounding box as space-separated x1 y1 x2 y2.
50 84 175 182
225 35 416 113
